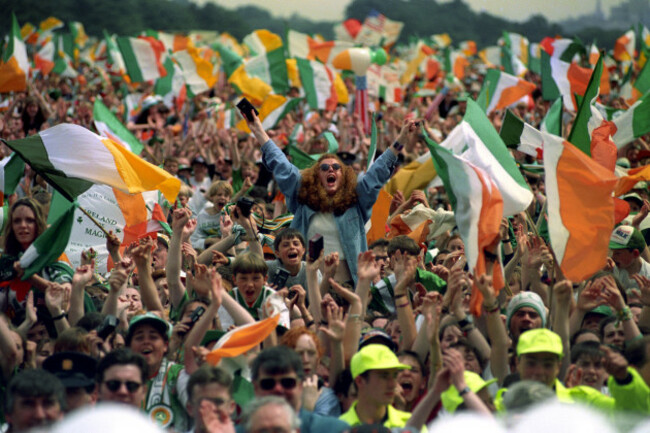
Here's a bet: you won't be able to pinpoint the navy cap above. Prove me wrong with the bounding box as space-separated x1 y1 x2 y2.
43 351 97 388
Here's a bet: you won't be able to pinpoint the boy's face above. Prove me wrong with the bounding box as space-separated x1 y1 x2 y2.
575 354 607 390
371 246 389 277
209 189 231 212
276 236 305 267
235 272 267 305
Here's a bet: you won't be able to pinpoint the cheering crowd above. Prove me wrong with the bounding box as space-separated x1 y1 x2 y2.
2 23 650 433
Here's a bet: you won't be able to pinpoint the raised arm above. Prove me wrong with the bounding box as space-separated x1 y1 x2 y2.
168 208 196 308
551 279 574 380
68 263 94 326
184 266 223 374
44 283 71 335
475 274 509 386
392 251 418 352
329 278 363 364
131 237 165 313
102 258 133 317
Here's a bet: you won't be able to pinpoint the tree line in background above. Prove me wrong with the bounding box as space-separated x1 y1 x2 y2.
0 0 628 50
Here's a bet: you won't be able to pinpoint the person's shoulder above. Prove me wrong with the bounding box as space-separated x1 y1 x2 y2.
386 404 411 426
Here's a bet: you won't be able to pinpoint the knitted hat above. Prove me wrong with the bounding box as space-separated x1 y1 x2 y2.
506 292 547 330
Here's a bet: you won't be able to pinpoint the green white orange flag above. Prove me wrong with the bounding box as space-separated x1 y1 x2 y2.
93 99 144 155
173 48 216 96
541 50 592 111
541 97 563 136
568 55 604 156
287 30 354 66
499 110 545 159
426 137 505 316
241 30 288 95
542 133 618 281
154 56 186 112
20 199 77 280
116 36 167 83
103 31 126 76
614 29 635 62
6 124 180 203
0 14 29 93
439 99 533 216
607 95 650 149
296 58 341 111
476 69 536 114
33 40 56 75
206 314 280 366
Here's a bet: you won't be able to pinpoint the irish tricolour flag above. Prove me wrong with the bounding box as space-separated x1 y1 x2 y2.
6 124 180 203
477 69 536 114
543 133 618 281
93 99 144 155
0 14 29 93
117 36 167 83
426 137 505 316
439 99 533 216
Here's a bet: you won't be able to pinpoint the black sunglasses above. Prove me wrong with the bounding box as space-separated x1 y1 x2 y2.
319 163 342 172
104 380 142 393
258 377 298 391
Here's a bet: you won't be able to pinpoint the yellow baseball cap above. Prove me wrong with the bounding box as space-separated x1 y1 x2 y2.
440 371 497 413
350 344 411 379
516 328 563 358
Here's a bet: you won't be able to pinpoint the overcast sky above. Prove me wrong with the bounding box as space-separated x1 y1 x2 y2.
200 0 627 23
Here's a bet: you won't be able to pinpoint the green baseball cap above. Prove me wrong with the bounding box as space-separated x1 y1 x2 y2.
517 328 563 358
609 225 647 251
126 312 171 346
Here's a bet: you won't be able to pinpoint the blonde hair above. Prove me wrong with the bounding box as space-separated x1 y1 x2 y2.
232 252 268 276
207 180 233 198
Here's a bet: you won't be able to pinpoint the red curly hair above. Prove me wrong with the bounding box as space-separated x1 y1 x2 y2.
279 327 325 358
297 153 358 215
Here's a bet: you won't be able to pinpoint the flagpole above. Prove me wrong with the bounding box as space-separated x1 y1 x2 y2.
78 205 111 237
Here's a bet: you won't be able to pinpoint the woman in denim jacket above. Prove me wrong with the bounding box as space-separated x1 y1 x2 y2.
245 112 418 284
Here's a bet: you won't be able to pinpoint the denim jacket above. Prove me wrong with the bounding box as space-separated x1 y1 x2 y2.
261 139 398 283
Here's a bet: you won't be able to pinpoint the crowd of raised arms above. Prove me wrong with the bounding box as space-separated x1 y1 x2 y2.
3 17 650 433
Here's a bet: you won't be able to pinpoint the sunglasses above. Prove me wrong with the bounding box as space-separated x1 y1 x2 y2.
258 377 298 391
104 380 142 393
319 163 342 172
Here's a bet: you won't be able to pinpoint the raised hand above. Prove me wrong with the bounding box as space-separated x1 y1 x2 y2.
599 276 626 312
577 279 606 312
211 250 230 266
72 264 95 289
320 303 346 342
172 207 192 233
220 213 233 238
323 252 340 278
188 264 212 299
131 237 155 269
45 283 68 314
357 251 380 282
106 231 121 258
